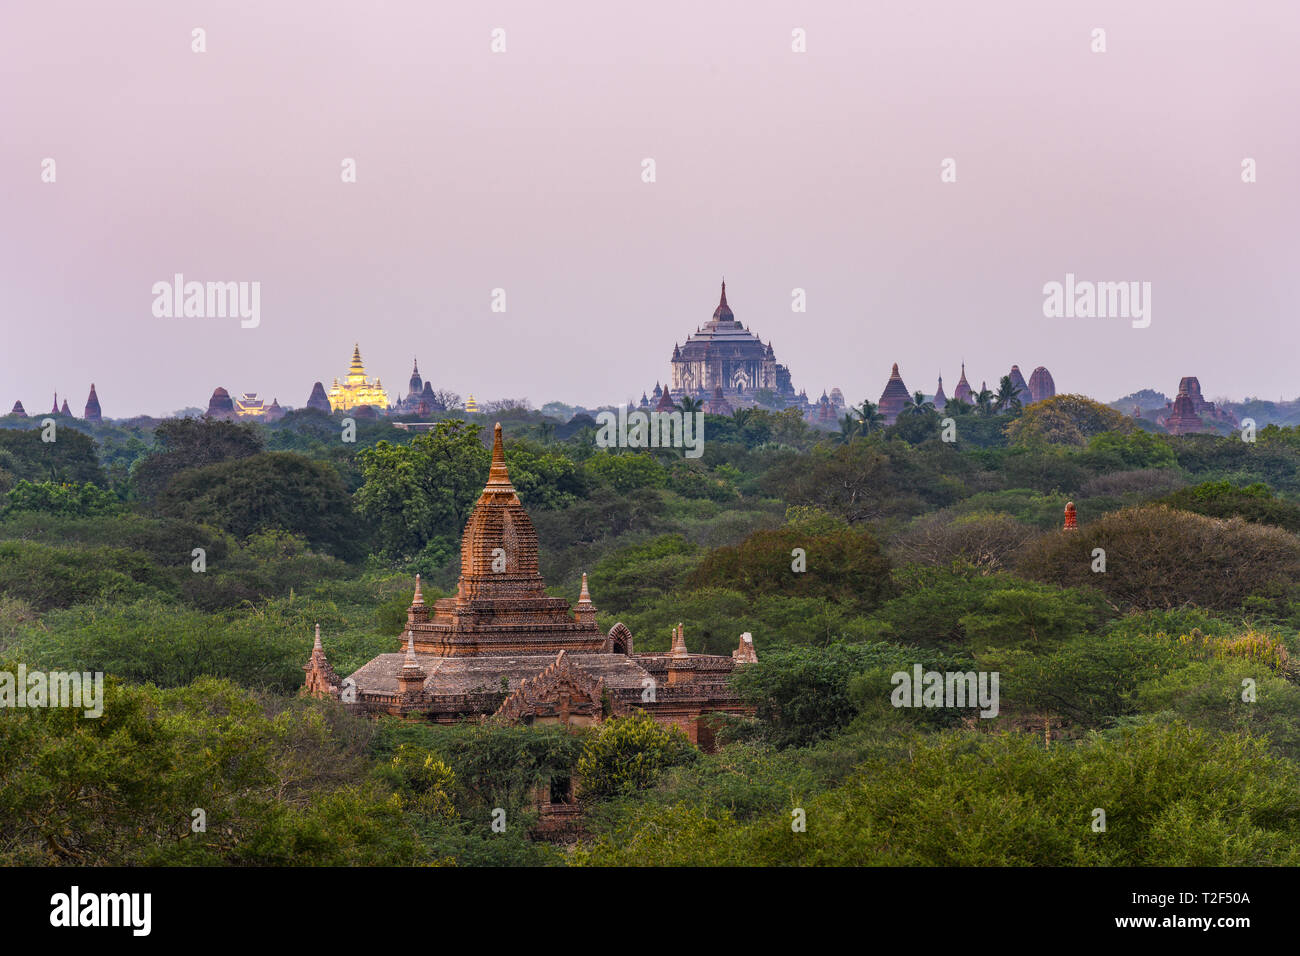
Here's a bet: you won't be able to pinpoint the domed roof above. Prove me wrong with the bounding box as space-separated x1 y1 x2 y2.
1027 366 1056 403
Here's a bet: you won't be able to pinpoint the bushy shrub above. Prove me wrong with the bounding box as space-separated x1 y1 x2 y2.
1019 505 1300 610
576 713 698 801
689 525 894 612
891 511 1037 572
1157 480 1300 533
1 480 124 518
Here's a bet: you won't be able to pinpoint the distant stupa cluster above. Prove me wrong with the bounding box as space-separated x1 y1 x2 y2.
205 344 452 421
875 362 1057 424
7 385 102 423
4 283 1081 428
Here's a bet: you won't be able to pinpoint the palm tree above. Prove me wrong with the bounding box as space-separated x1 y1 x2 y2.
855 400 884 436
837 413 859 443
994 375 1022 413
732 407 754 429
946 396 974 416
974 388 996 416
903 390 935 416
678 395 702 413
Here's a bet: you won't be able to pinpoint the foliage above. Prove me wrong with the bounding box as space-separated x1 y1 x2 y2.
1 480 124 518
576 713 698 801
158 452 364 560
1157 480 1300 534
0 425 106 488
689 525 894 612
131 418 263 503
0 677 422 865
1007 394 1135 448
355 420 489 559
1019 505 1300 611
571 725 1300 865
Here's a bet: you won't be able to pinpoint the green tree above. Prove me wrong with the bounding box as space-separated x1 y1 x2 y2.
903 391 935 416
132 418 263 503
994 375 1022 413
355 420 489 559
1 480 123 518
575 713 697 801
0 425 106 488
583 452 666 493
158 452 363 559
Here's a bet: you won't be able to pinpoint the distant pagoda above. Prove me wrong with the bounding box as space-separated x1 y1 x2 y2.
953 364 974 404
669 281 797 404
326 344 389 412
877 363 911 423
206 387 237 421
306 381 333 414
1027 366 1056 403
83 384 102 423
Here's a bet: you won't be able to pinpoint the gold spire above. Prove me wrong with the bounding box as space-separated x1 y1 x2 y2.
487 422 512 487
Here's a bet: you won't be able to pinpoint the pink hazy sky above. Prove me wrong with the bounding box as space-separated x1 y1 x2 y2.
2 0 1298 417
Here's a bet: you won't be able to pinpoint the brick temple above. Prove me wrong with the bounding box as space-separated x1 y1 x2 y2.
303 423 756 749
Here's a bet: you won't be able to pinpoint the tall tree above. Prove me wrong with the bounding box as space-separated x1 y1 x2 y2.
994 375 1023 413
355 420 490 558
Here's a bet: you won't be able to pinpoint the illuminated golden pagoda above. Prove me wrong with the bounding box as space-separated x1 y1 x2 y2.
465 393 479 413
326 344 389 412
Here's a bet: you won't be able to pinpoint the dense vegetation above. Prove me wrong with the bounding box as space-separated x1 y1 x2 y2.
2 393 1299 866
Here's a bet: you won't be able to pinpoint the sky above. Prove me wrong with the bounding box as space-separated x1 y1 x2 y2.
2 0 1298 418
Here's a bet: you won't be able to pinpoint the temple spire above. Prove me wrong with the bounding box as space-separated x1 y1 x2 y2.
412 573 424 607
671 623 689 657
578 572 592 605
314 622 322 650
487 422 513 487
712 280 734 322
